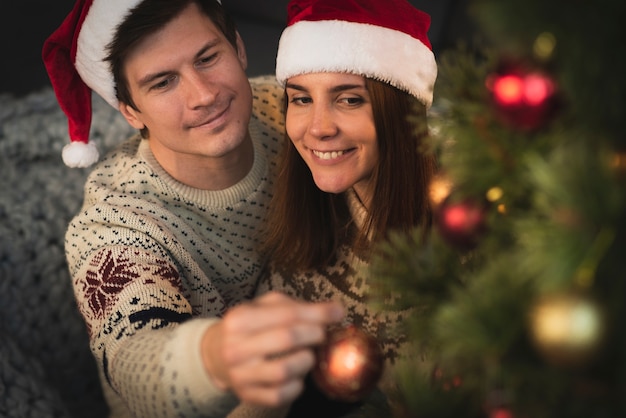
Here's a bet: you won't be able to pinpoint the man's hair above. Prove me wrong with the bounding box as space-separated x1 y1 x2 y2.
262 78 437 271
105 0 238 112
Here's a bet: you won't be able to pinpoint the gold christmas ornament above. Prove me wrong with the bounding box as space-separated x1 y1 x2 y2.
529 293 606 367
533 32 557 60
486 186 504 202
429 174 453 208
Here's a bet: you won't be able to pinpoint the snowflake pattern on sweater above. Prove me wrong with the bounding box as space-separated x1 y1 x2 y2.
66 77 285 418
83 248 181 324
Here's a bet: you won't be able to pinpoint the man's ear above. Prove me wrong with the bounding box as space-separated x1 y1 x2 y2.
235 31 248 71
119 102 145 130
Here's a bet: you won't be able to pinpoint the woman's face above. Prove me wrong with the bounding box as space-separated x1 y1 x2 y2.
285 72 378 205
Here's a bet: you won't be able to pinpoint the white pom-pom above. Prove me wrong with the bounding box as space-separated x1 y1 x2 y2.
62 141 99 168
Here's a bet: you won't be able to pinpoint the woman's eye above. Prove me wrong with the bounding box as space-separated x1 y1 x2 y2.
341 96 364 105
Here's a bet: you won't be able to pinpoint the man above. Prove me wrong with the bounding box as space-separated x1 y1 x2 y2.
43 0 343 417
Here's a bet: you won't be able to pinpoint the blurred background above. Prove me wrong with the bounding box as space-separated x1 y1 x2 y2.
0 0 471 98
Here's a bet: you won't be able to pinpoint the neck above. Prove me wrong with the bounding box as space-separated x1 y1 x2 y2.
150 135 255 191
352 183 373 211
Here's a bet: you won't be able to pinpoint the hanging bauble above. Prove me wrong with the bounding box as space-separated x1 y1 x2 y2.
486 66 558 131
529 293 606 367
435 196 488 251
484 387 514 418
490 407 514 418
312 325 384 402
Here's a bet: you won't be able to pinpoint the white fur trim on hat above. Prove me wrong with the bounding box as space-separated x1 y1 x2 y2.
76 0 222 109
276 20 437 107
75 0 143 109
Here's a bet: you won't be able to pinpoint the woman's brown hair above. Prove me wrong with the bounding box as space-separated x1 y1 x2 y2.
262 77 437 272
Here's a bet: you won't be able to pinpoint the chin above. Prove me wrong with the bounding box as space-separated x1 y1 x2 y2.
314 182 350 195
312 172 357 194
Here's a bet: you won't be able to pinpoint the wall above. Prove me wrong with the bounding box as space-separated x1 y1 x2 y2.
0 0 470 98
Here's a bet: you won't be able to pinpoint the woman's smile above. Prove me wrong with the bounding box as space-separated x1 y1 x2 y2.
311 147 356 161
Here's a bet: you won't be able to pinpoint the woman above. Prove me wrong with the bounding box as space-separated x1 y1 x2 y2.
260 0 438 413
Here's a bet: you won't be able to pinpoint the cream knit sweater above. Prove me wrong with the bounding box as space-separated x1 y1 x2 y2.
66 77 286 418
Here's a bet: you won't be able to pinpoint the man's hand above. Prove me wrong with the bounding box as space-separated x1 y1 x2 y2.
201 292 344 406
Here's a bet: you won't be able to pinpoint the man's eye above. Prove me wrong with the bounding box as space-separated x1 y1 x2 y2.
198 53 218 65
151 76 175 90
289 96 312 105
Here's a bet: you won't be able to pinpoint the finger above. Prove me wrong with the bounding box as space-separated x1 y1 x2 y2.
235 378 305 407
254 292 344 322
230 351 313 407
230 349 315 388
255 291 340 316
254 291 293 305
222 322 325 365
225 294 344 335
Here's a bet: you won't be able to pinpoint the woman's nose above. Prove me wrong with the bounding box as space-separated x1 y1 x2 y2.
307 104 338 139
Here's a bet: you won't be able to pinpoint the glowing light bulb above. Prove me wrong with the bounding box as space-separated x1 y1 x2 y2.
493 74 524 105
524 73 554 105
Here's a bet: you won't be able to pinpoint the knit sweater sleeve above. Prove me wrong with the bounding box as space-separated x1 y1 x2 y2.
70 227 239 417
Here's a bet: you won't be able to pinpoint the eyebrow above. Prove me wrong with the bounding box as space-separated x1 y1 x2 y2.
136 39 221 88
285 82 366 93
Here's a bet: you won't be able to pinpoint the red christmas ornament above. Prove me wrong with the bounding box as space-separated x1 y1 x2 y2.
490 407 514 418
436 197 488 250
312 325 384 402
487 68 557 131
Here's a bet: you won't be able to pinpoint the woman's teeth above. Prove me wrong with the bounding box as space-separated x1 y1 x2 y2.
313 150 345 160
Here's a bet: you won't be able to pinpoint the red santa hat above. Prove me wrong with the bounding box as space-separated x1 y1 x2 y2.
275 0 437 108
42 0 222 168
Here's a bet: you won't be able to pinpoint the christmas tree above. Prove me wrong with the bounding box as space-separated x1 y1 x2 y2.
368 0 626 416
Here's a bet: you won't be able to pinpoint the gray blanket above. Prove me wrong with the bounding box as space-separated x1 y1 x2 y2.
0 88 134 418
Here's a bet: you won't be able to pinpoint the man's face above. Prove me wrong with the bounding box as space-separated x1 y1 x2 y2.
119 2 252 169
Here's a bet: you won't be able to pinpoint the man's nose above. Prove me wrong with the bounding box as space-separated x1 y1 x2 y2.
184 72 218 108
